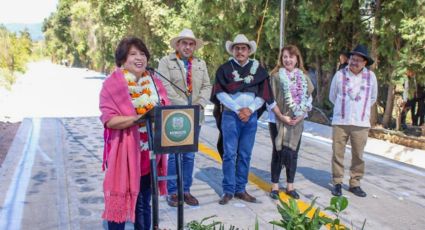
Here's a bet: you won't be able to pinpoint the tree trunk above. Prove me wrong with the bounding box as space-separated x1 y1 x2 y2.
416 84 425 126
315 54 323 106
395 96 403 130
395 111 401 130
369 0 381 127
370 104 379 127
382 84 395 128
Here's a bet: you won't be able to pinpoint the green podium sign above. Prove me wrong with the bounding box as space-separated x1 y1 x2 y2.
152 105 200 153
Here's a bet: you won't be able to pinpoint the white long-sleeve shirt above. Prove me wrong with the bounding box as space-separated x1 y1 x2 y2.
216 59 265 113
329 67 378 127
217 92 265 113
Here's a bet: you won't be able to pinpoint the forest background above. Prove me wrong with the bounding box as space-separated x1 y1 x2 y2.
1 0 425 135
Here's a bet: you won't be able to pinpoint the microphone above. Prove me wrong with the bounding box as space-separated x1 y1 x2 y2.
146 66 192 105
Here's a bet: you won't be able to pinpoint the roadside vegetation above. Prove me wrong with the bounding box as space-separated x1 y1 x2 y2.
186 196 365 229
41 0 425 132
2 0 423 139
0 26 32 90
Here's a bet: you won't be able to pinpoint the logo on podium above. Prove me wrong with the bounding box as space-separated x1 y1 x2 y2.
152 105 199 153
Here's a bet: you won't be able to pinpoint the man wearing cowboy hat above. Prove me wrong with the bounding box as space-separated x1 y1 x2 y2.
210 34 274 205
329 44 378 197
158 28 211 207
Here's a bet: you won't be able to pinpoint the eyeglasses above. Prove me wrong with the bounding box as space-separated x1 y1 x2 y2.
350 56 366 63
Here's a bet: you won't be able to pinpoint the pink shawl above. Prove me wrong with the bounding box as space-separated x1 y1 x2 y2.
99 68 170 223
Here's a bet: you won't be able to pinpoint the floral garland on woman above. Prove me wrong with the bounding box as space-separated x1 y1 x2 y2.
278 67 312 117
124 69 159 116
230 58 259 84
124 69 160 149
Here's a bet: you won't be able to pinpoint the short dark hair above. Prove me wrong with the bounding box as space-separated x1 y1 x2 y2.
115 37 150 67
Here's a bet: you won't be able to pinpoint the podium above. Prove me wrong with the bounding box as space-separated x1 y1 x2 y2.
144 105 200 230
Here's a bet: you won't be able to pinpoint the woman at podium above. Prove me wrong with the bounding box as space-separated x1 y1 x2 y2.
99 37 170 230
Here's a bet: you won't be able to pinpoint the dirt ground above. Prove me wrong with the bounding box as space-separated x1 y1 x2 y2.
0 121 21 166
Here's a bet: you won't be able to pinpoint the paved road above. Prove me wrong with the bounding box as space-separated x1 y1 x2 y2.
0 61 424 229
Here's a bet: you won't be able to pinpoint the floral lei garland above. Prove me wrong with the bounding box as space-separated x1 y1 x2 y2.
230 58 259 84
341 67 371 121
176 52 193 94
124 69 159 116
278 68 311 117
342 67 369 102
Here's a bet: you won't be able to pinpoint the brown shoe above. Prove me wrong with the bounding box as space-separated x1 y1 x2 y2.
235 191 257 203
167 194 178 207
184 193 199 206
218 193 233 205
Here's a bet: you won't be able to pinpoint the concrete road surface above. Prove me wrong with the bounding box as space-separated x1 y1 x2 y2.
0 61 424 229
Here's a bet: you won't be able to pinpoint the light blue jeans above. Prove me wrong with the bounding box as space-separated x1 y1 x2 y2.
221 110 257 195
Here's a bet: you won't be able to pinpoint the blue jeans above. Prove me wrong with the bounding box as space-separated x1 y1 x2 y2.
221 110 257 194
167 152 195 194
134 174 151 230
107 221 125 230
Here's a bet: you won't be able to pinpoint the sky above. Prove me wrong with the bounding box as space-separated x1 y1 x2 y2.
0 0 58 24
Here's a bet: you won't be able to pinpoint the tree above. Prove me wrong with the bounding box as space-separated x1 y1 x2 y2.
0 26 32 89
372 0 419 128
70 1 97 67
284 0 366 114
43 0 74 65
397 0 425 126
42 0 425 128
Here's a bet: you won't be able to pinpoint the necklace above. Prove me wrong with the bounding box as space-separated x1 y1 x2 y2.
176 53 193 94
230 58 259 84
278 68 311 116
124 69 159 116
343 69 368 102
341 67 371 121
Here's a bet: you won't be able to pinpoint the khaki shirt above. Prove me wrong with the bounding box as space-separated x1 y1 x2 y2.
158 53 211 123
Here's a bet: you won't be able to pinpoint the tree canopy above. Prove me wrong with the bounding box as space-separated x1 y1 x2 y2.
42 0 425 127
0 26 33 89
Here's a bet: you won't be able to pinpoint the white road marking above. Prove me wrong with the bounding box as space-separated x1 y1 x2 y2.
37 146 53 162
0 118 40 230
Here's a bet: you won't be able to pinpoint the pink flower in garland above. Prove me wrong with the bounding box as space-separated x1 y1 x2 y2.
279 68 312 116
287 69 304 105
355 95 361 101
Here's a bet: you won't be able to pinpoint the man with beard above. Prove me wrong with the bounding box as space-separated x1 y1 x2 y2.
158 28 211 207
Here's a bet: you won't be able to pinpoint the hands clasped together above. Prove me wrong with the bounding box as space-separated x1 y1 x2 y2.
278 114 303 126
237 107 303 126
237 107 253 122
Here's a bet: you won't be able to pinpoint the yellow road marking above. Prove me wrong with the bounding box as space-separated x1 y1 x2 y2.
198 143 343 228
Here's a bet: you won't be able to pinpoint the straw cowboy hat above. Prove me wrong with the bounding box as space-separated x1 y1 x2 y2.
225 34 257 55
170 28 204 50
349 44 374 66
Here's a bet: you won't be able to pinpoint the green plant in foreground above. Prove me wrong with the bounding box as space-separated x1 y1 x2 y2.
186 215 223 230
270 196 366 230
325 196 349 229
186 197 366 229
270 197 331 229
186 215 260 230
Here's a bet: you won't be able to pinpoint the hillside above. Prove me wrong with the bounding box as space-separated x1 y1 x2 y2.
2 23 43 41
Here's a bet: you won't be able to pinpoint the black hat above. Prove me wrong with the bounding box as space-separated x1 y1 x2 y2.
349 44 374 66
